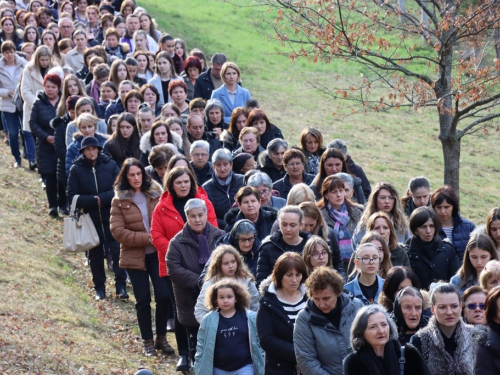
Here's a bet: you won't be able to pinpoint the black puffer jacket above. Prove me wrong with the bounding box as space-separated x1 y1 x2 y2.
346 155 371 200
51 113 72 185
224 206 278 240
67 152 119 242
258 151 286 182
256 230 311 285
273 172 315 200
259 123 284 149
475 325 500 375
30 91 60 175
202 172 244 228
407 237 460 290
193 68 215 100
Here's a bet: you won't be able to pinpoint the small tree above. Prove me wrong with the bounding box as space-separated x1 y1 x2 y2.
249 0 500 194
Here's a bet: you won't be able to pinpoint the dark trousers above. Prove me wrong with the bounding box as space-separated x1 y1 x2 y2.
43 173 67 210
3 110 35 163
88 239 127 292
163 277 198 358
127 252 169 340
163 276 175 319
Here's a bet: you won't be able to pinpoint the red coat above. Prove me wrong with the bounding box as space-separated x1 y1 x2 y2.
151 187 218 277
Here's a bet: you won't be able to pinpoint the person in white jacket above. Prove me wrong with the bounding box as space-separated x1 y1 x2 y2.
195 245 260 324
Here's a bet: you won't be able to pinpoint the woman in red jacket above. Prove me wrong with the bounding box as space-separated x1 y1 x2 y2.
150 166 217 371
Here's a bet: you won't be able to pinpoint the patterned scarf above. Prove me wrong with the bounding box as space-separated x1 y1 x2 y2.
90 81 100 103
326 202 353 261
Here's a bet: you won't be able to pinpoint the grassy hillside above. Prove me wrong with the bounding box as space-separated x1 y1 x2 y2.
144 0 500 223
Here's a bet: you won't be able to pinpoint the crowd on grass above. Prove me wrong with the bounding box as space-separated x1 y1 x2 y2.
3 0 500 374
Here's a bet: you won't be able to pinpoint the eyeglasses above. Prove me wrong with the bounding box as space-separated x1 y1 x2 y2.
238 237 255 244
260 189 271 196
192 153 208 158
356 257 381 264
378 195 395 202
310 251 329 259
286 162 303 168
466 303 485 310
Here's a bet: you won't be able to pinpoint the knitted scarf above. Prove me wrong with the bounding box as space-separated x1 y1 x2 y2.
326 202 353 261
357 339 401 375
215 171 232 187
187 224 211 264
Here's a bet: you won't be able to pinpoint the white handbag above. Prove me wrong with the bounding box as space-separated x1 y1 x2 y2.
63 195 100 252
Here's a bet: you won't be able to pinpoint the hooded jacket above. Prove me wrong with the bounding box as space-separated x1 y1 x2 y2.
259 123 284 149
256 277 308 375
138 130 183 166
203 172 244 228
294 293 364 375
65 133 109 177
150 186 218 277
166 222 225 327
221 129 240 152
109 180 163 271
258 151 286 182
29 91 60 175
224 206 278 241
256 230 311 285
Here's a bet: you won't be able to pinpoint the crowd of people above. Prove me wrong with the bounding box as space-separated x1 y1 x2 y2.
2 0 500 374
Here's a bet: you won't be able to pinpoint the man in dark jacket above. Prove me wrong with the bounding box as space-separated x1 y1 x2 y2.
273 149 315 200
189 140 214 187
224 186 278 241
256 206 312 285
192 53 227 100
67 136 128 300
186 115 221 159
328 139 372 200
202 149 244 228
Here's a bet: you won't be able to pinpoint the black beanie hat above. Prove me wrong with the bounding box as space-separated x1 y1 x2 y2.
232 153 253 174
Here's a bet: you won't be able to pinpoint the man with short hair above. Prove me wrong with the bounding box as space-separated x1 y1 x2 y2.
193 53 227 100
186 115 221 158
65 29 87 72
58 17 74 39
327 139 372 199
189 140 213 187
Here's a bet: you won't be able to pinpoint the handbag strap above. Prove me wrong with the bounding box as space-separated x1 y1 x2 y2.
70 194 80 214
399 345 405 375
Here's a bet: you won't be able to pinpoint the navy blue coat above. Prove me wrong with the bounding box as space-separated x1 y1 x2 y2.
202 172 244 228
52 113 72 186
67 153 119 242
30 91 60 175
438 213 475 261
193 68 215 100
65 133 108 177
273 172 315 200
104 98 125 122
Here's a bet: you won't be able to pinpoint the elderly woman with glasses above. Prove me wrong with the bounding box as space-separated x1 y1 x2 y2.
247 172 286 210
189 140 213 186
202 148 244 229
273 148 315 201
461 285 487 325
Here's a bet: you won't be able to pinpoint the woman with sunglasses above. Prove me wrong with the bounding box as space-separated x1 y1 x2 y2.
461 285 487 325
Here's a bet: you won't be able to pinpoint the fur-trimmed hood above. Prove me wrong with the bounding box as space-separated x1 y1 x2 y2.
113 179 163 200
139 130 183 154
258 150 272 168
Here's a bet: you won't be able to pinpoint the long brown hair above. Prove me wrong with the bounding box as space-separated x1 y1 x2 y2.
204 245 254 282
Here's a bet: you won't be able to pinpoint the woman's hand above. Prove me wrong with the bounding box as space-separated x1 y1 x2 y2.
94 195 101 207
8 90 14 98
212 127 222 138
46 135 55 144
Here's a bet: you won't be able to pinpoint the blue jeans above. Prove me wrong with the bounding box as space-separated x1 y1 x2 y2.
213 364 254 375
2 110 35 163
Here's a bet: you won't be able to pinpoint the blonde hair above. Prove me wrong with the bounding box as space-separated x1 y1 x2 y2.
287 183 315 205
77 113 98 130
480 260 500 291
358 231 392 279
297 201 329 242
220 61 241 83
204 245 254 282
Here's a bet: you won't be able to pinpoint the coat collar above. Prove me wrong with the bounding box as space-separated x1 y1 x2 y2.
113 180 163 200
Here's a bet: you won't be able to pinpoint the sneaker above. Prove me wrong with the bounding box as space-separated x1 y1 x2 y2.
13 162 21 168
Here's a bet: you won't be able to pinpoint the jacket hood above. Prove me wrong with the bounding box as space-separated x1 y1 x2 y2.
139 130 183 154
221 129 238 144
50 113 72 130
113 179 163 200
258 151 273 168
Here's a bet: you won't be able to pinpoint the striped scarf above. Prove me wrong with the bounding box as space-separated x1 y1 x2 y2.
326 202 353 261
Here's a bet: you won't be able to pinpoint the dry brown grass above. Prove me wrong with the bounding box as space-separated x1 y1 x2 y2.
0 142 178 375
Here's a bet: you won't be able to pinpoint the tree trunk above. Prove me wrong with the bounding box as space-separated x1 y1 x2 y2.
398 0 406 24
440 133 461 194
495 28 500 71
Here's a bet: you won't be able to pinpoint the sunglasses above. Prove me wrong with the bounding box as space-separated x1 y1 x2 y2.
466 303 485 310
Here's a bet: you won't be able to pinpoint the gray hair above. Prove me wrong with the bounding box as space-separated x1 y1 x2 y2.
184 198 207 216
205 99 225 121
278 206 303 224
58 17 73 27
190 140 210 155
267 138 288 154
336 172 353 188
62 66 75 75
327 139 348 156
212 148 233 164
247 172 273 190
211 53 227 66
350 305 398 351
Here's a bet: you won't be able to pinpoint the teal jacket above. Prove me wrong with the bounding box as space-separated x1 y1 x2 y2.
194 309 265 375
